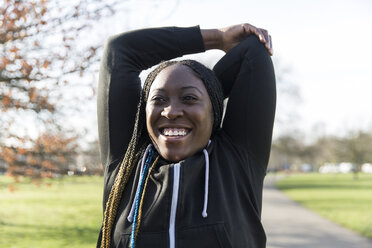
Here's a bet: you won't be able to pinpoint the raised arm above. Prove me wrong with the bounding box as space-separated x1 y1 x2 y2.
97 26 205 167
208 24 276 169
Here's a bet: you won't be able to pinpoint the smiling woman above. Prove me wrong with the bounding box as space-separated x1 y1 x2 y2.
96 24 276 248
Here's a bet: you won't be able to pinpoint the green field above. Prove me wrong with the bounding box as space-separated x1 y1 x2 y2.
2 173 372 247
276 173 372 239
0 175 104 248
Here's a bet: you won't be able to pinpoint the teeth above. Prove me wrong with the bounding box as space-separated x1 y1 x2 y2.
162 128 188 136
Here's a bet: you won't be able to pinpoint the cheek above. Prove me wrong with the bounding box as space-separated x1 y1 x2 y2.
198 104 214 135
206 101 214 131
209 110 214 130
145 104 163 138
145 105 155 132
207 110 214 134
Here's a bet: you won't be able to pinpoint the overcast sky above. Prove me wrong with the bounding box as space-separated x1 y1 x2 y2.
77 0 372 141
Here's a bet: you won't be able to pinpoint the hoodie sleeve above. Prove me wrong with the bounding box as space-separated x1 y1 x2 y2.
213 35 276 170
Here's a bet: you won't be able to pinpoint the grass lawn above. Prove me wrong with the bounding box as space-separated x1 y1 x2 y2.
276 173 372 239
0 175 104 248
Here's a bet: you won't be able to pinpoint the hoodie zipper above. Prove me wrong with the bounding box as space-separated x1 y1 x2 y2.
169 163 180 248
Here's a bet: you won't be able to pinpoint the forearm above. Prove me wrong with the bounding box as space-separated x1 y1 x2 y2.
200 29 223 50
108 26 205 71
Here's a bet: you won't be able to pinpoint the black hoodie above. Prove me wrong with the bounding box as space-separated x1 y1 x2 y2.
96 26 276 248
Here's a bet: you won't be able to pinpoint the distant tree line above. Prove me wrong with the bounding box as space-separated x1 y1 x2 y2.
269 130 372 172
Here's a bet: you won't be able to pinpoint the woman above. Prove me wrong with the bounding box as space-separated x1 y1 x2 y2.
97 23 276 248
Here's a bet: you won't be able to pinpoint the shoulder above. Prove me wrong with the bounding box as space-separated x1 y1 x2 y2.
213 129 250 157
212 129 265 175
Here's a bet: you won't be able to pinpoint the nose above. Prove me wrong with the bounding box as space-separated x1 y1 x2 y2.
161 103 183 120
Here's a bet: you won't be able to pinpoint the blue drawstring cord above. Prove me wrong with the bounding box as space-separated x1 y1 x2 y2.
128 145 152 223
129 147 154 248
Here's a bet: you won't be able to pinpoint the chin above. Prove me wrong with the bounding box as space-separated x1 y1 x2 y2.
158 148 191 163
162 153 186 163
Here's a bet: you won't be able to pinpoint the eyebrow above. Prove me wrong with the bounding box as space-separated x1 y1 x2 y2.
181 86 203 94
151 86 204 94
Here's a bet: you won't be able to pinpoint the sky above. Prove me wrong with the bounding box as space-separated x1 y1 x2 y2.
95 0 372 139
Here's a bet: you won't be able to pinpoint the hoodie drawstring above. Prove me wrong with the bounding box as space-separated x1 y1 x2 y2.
202 140 211 218
202 149 209 218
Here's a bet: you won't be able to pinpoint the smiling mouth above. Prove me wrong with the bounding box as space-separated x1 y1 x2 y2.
160 128 190 137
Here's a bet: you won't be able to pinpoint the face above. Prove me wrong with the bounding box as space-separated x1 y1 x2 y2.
146 64 213 162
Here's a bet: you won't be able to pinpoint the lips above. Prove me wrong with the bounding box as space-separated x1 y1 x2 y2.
160 128 190 137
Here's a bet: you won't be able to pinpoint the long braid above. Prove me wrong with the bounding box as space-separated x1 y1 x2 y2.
100 59 224 248
100 83 149 248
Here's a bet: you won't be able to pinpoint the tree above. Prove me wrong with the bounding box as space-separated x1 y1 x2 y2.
272 58 302 132
0 0 120 113
311 135 344 166
269 133 305 171
341 131 372 177
3 131 78 180
75 139 102 175
0 0 119 179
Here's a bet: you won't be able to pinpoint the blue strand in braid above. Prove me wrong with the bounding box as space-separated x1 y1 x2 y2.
129 147 154 248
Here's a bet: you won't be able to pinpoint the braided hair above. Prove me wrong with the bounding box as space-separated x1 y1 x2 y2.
100 59 224 248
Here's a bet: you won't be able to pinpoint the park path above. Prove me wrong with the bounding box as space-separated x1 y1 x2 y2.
261 174 372 248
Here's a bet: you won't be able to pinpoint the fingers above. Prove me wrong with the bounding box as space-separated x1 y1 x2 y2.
268 35 273 55
259 29 273 55
259 28 269 44
258 28 268 43
223 23 273 55
243 24 265 43
243 24 273 56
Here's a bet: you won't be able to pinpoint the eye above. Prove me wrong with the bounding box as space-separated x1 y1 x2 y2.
151 95 167 104
182 95 198 103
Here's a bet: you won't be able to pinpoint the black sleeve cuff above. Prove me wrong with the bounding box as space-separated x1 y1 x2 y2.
173 26 205 55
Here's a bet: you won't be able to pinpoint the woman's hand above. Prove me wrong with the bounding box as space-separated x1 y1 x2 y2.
220 23 272 55
201 23 273 55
